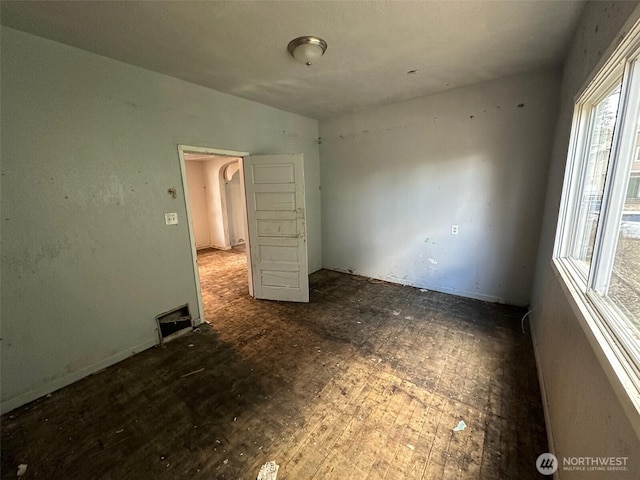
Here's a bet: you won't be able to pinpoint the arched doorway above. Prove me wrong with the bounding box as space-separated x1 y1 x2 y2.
221 160 245 248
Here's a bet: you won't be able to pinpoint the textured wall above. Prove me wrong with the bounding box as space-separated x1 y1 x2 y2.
0 27 320 413
320 69 561 306
530 2 640 478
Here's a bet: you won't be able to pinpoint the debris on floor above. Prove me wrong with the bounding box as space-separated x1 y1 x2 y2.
0 257 549 479
180 368 205 378
17 464 27 477
453 420 467 432
257 461 279 480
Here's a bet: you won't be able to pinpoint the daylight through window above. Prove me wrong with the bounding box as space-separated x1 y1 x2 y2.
556 28 640 389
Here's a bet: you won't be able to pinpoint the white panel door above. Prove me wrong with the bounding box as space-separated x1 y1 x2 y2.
244 154 309 302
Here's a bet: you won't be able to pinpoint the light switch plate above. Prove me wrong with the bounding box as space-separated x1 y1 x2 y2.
165 213 178 225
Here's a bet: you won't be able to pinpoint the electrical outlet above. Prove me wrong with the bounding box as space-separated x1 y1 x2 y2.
451 225 459 235
165 213 178 225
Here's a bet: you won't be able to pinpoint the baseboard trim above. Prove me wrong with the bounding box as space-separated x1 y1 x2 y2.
326 267 522 306
529 314 559 479
0 338 158 415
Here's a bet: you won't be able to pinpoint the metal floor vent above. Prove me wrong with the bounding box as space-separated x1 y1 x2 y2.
156 304 192 342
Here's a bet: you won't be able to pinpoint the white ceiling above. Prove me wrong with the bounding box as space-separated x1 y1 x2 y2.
0 1 585 120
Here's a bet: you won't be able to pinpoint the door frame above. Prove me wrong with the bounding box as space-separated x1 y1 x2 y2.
177 145 252 325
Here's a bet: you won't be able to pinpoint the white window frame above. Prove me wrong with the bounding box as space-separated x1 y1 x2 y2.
554 19 640 429
565 73 624 279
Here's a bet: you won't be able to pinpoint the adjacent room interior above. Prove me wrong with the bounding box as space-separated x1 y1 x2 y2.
1 1 639 479
184 151 250 319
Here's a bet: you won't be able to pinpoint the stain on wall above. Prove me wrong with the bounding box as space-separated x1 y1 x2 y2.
530 2 640 477
0 26 321 414
320 68 561 306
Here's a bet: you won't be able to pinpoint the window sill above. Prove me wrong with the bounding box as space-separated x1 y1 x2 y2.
551 258 640 438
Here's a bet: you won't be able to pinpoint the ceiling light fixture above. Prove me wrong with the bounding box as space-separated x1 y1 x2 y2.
287 36 327 66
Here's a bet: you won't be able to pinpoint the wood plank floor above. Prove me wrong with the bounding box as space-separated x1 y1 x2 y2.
1 247 548 479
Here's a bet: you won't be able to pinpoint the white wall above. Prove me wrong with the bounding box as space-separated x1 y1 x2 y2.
0 27 321 413
201 157 242 249
185 161 210 249
187 158 245 250
530 2 640 478
203 159 225 249
320 69 561 306
225 166 245 246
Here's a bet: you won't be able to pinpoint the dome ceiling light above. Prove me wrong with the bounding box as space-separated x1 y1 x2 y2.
287 36 327 66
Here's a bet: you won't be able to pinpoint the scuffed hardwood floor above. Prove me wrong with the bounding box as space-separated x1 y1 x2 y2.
1 246 548 479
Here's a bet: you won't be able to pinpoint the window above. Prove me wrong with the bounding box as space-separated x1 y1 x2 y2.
556 24 640 395
568 81 622 270
627 173 640 199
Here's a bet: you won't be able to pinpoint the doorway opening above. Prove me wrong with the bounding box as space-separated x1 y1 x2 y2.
179 146 310 320
178 146 252 325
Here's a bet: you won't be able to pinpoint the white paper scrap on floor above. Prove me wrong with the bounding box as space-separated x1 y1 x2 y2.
257 461 279 480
